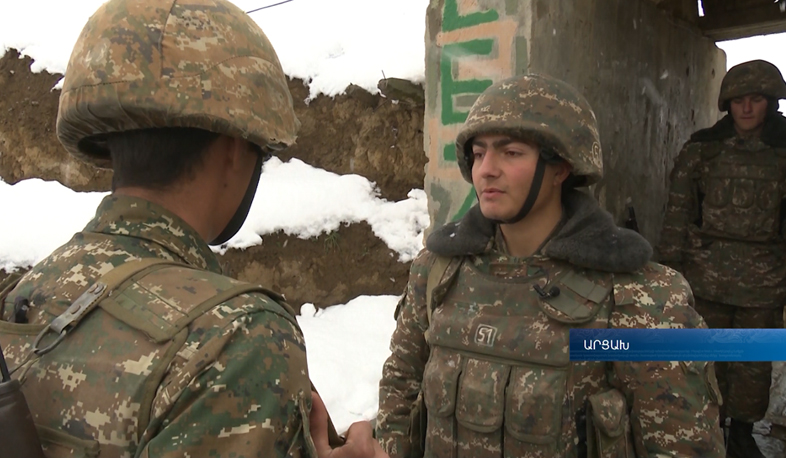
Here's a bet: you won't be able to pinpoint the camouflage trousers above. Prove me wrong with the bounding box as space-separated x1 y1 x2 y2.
694 298 783 423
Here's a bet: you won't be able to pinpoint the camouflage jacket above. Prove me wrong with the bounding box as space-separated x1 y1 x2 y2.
656 114 786 307
376 190 724 458
0 195 317 458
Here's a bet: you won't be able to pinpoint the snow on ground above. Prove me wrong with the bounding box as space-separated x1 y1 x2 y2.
0 178 106 272
234 0 427 99
297 296 399 433
225 157 429 262
0 0 428 99
0 158 428 271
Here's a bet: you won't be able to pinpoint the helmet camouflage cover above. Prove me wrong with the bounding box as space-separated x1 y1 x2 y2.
455 74 603 186
56 0 299 168
718 59 786 111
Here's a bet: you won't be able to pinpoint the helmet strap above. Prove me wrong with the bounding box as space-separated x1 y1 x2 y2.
489 155 547 225
209 151 264 246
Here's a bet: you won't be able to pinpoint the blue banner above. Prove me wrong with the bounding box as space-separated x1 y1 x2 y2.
569 328 786 361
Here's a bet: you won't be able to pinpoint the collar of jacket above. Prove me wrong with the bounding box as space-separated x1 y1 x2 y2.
83 194 224 273
689 113 786 148
425 189 652 274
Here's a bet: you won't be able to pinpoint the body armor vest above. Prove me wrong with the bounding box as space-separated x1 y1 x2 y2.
697 138 786 242
682 138 786 307
0 260 294 458
421 254 629 458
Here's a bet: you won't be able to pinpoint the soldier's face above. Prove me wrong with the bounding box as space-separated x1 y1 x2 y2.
729 93 768 134
471 133 565 221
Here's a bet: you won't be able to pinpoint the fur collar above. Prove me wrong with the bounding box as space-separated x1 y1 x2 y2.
690 114 786 147
426 190 652 273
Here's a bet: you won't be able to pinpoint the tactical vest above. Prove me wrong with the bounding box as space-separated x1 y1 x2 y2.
420 255 633 458
678 139 786 307
697 139 786 242
0 259 301 458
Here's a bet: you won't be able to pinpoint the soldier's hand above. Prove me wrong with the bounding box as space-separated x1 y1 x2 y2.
310 391 389 458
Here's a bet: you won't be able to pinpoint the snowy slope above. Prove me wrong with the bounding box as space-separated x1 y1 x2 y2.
0 159 429 271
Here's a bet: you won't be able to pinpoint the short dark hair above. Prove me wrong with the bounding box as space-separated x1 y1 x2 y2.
105 128 220 191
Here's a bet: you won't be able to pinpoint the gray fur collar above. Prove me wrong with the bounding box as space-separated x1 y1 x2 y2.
426 190 652 273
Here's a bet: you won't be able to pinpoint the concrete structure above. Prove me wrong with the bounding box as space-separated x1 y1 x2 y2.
651 0 786 40
424 0 725 244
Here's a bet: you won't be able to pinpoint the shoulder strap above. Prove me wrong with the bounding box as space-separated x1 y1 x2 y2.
425 255 461 328
20 258 295 447
100 268 296 343
33 259 184 355
35 258 295 352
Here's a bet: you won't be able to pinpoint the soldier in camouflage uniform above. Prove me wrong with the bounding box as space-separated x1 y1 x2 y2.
0 1 386 457
376 74 725 458
656 59 786 458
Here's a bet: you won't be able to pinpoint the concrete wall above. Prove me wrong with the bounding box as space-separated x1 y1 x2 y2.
424 0 726 245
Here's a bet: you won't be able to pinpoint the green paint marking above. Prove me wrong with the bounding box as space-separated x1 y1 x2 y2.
440 39 494 125
443 0 499 32
452 188 477 221
443 144 457 161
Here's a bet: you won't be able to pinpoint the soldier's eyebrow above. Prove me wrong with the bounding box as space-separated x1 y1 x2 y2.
472 137 517 149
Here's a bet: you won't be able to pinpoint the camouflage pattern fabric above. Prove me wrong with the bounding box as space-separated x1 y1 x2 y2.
57 0 300 168
0 195 317 458
454 74 602 186
656 135 786 308
717 60 786 111
694 298 782 423
377 211 724 457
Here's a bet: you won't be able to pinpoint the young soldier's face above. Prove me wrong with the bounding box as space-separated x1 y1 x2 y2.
471 133 550 221
729 93 768 134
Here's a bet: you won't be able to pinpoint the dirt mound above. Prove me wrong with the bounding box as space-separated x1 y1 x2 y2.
0 48 424 308
0 49 112 191
0 49 427 201
281 79 426 201
219 223 410 310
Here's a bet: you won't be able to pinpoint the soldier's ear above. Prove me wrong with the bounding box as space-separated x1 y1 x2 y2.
551 161 572 187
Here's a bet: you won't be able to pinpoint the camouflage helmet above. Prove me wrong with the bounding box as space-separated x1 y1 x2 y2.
718 59 786 111
56 0 299 168
455 74 602 186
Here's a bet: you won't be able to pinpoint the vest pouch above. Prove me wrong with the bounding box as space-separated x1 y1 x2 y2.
502 365 565 457
586 389 633 458
422 346 462 457
700 160 783 241
455 358 509 433
538 271 610 325
704 176 731 208
37 425 100 458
